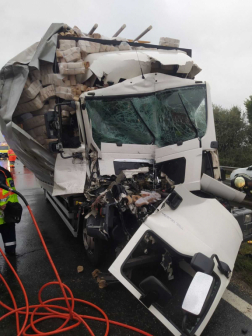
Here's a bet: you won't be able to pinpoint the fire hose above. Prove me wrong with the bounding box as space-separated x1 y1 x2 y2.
0 184 153 336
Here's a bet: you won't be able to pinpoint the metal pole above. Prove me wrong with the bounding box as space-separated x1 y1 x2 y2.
133 25 153 42
88 24 98 35
113 24 126 37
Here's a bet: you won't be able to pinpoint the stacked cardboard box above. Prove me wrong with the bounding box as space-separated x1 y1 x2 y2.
12 25 160 150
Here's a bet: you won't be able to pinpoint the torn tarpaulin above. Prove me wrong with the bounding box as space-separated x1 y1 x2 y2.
81 49 201 84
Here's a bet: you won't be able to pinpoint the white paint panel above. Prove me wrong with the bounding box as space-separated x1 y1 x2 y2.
82 73 198 98
52 147 86 196
145 185 242 267
200 83 216 150
155 138 200 159
101 143 156 154
99 143 156 175
156 147 203 191
89 53 151 82
201 174 245 202
81 49 199 84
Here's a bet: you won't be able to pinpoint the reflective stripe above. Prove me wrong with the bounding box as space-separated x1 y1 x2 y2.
0 191 11 200
0 197 9 203
4 241 16 246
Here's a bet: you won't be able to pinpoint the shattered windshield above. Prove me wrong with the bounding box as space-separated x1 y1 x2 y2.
86 85 207 148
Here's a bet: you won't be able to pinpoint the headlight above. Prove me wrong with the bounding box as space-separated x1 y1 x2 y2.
244 214 252 223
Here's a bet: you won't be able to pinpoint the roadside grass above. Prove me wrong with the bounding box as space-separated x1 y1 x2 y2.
234 243 252 288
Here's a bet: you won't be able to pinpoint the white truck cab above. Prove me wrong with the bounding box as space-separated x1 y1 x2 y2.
82 72 220 191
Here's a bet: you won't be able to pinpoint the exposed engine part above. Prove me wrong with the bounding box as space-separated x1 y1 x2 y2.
161 251 175 281
80 169 177 258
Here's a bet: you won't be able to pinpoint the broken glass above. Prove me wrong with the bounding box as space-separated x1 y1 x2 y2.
86 85 207 148
86 99 153 148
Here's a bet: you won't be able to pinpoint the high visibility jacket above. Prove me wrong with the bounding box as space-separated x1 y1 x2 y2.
0 168 18 225
8 149 17 162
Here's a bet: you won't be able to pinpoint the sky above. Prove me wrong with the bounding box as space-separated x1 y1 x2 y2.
0 0 252 110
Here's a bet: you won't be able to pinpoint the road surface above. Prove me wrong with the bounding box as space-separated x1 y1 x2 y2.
0 160 251 335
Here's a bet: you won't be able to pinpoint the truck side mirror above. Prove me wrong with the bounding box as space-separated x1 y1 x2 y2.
44 111 59 141
70 100 76 109
182 272 214 316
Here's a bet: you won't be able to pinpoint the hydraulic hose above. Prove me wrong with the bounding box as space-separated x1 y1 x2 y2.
0 184 153 336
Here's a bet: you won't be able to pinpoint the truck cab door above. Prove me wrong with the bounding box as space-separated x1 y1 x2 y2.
155 138 203 191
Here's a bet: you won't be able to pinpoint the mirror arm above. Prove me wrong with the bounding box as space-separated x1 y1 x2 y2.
211 254 231 278
60 151 83 160
181 315 192 336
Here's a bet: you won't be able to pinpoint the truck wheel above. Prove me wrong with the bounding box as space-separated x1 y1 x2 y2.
82 225 105 266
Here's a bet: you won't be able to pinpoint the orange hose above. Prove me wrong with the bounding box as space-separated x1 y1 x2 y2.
0 205 153 336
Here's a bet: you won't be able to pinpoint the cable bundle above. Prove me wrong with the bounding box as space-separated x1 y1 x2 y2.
0 203 153 336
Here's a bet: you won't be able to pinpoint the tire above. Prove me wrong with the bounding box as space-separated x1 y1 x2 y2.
82 220 106 266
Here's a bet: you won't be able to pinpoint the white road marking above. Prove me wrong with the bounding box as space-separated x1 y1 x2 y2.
223 290 252 320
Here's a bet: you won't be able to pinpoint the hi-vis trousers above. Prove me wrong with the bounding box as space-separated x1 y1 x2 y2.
0 223 16 255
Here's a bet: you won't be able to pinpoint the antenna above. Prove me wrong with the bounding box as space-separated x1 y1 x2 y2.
135 49 145 80
113 24 126 37
133 25 153 42
88 24 98 35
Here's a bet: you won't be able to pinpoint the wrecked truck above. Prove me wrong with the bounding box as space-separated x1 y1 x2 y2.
0 23 246 335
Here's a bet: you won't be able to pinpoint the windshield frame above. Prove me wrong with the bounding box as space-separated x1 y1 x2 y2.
85 84 207 102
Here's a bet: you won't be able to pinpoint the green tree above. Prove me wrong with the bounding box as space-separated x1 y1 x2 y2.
244 96 252 124
213 105 252 167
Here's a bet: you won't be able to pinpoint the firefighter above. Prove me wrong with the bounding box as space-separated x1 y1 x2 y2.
0 167 19 255
7 148 17 168
231 174 252 196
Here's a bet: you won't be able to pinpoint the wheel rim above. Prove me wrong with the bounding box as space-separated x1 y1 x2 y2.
83 227 95 253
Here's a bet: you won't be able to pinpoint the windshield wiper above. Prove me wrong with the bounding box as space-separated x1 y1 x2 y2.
178 93 199 142
130 101 156 144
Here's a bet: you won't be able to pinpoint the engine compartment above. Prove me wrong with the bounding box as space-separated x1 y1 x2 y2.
83 164 182 253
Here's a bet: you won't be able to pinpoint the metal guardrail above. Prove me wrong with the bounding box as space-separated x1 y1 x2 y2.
220 166 240 172
220 166 240 182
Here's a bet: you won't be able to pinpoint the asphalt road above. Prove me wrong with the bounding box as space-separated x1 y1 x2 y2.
0 160 252 336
